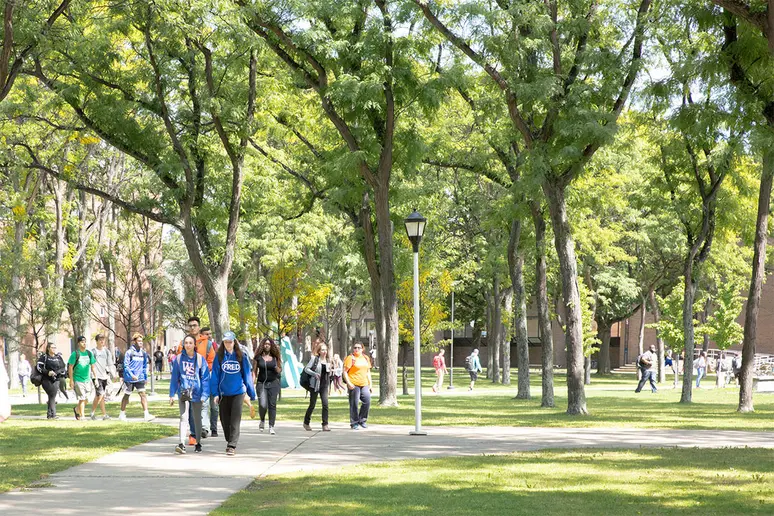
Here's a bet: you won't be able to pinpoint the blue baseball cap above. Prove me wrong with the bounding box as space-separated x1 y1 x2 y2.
222 331 236 341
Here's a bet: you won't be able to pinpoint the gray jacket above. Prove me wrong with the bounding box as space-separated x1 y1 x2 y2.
304 356 329 392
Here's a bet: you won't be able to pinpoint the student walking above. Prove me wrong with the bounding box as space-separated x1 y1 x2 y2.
68 336 96 420
635 344 658 393
90 334 115 420
696 351 708 388
118 333 155 422
254 337 282 435
330 353 344 395
432 348 448 393
170 335 210 454
466 349 482 391
37 343 67 419
18 354 32 397
211 331 255 456
153 345 165 381
343 342 372 430
303 341 331 431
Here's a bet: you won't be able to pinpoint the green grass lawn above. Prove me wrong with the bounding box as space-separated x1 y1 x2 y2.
11 372 774 430
0 419 176 493
212 448 774 515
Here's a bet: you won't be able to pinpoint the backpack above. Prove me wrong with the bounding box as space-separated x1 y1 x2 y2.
300 356 319 391
30 354 44 387
464 355 473 371
115 349 125 377
433 356 442 369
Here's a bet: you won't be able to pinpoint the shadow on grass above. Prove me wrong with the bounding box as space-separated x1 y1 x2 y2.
214 448 774 515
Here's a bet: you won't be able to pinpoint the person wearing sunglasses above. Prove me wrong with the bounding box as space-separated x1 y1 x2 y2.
342 342 373 430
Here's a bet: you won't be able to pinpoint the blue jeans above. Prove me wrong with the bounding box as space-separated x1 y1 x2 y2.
635 369 657 393
696 367 706 387
348 385 371 427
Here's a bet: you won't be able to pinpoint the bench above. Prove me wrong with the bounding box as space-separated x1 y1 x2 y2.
753 376 774 392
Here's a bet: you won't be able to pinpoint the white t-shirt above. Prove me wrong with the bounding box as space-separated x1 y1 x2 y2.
91 347 115 380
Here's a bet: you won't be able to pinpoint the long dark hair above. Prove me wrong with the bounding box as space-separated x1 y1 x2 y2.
255 337 281 369
45 342 57 356
216 337 243 363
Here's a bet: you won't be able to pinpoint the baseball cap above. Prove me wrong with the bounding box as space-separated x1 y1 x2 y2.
223 331 236 341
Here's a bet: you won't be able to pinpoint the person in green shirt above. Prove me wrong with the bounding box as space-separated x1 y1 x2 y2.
68 336 96 420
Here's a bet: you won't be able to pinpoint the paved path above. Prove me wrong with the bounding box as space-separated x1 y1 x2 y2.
2 419 774 516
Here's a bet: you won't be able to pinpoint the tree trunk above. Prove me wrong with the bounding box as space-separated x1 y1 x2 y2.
485 296 493 379
597 324 612 375
502 288 513 386
532 204 554 407
701 297 711 353
338 300 350 359
739 147 774 412
584 355 592 385
680 264 698 403
373 185 399 406
508 219 529 398
646 289 665 384
543 181 587 415
491 276 501 384
637 293 647 362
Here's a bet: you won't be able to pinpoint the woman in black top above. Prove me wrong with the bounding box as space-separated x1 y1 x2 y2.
303 341 331 432
254 338 282 435
37 342 67 419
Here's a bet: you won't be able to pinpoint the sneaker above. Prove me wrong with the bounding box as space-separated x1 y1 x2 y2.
303 423 312 431
175 444 186 454
226 447 235 456
269 426 276 435
90 414 97 421
351 424 360 430
144 413 156 422
359 422 368 429
195 444 202 453
52 415 60 420
202 429 209 439
432 385 437 393
103 415 111 420
259 421 265 432
188 435 197 446
322 425 330 432
118 412 127 421
211 430 218 437
73 407 81 420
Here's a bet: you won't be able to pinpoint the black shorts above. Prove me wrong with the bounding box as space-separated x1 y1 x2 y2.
469 371 478 381
155 362 163 372
122 381 146 395
94 379 109 396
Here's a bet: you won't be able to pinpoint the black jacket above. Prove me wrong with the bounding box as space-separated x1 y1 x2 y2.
37 353 67 379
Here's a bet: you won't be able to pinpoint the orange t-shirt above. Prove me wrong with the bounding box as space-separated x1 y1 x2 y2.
343 354 371 387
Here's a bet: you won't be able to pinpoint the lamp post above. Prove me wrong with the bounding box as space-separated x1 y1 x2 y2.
448 288 455 390
405 209 427 436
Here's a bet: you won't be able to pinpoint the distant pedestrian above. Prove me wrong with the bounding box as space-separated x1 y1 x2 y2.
732 354 743 385
118 333 155 422
716 352 728 389
153 345 164 381
170 335 210 454
211 331 256 456
466 349 482 391
343 342 372 430
18 354 32 397
38 343 67 419
254 337 282 435
90 334 114 420
432 348 448 393
303 341 331 432
0 355 9 423
695 351 707 388
635 344 658 393
68 336 96 421
330 353 344 395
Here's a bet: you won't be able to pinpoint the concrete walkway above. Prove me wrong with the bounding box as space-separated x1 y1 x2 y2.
2 419 774 516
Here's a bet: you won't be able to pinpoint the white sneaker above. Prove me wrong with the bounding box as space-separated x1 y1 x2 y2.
269 426 275 435
144 413 156 422
118 412 127 421
90 414 97 421
103 415 111 420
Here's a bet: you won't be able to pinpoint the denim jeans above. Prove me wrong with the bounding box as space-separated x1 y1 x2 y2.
348 384 371 426
696 367 706 387
635 369 657 393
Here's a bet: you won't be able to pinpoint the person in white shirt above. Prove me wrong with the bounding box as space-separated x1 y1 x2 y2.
90 334 115 420
18 354 32 397
695 351 708 388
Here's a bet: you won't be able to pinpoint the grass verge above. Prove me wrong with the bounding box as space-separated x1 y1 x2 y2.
0 419 176 493
212 448 774 515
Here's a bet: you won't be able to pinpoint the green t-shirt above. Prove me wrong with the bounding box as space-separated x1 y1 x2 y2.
68 349 96 383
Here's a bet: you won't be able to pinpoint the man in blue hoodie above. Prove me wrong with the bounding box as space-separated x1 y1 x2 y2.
118 333 155 422
170 334 210 454
210 331 256 456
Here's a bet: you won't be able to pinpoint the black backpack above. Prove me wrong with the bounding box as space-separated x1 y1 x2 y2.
300 356 319 391
115 349 125 377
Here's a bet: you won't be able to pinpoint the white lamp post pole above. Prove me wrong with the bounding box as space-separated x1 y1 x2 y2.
405 210 427 436
448 289 454 389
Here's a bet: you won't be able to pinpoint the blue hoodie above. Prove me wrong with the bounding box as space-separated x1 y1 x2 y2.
169 351 210 402
123 345 149 383
210 349 256 400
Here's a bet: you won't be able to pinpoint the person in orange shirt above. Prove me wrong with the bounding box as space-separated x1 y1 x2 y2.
342 342 372 430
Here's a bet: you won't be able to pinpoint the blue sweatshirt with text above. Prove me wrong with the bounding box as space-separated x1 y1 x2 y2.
123 345 149 383
210 349 256 400
169 352 210 402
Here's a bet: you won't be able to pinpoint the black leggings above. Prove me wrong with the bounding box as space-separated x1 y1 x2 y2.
219 395 244 449
42 378 59 418
304 377 329 426
257 380 280 427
